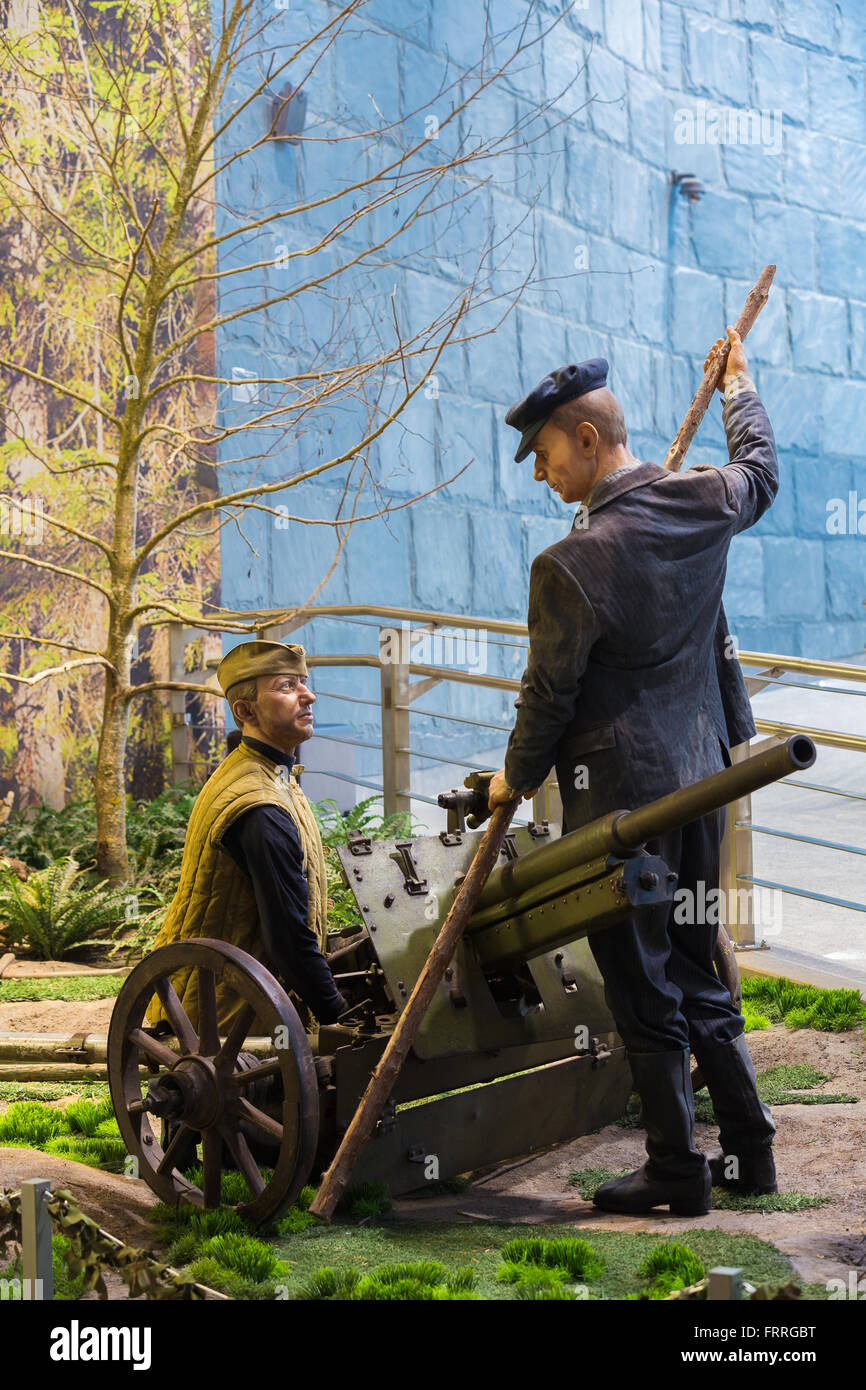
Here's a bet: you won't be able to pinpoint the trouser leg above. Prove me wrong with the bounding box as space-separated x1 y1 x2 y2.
592 1048 711 1214
588 812 742 1053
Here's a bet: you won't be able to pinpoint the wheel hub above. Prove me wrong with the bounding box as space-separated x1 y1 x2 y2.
144 1054 222 1130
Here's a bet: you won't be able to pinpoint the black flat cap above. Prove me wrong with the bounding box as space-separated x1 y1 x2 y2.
505 359 610 461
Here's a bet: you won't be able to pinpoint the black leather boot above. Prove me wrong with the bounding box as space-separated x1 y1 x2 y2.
593 1049 712 1215
692 1032 777 1194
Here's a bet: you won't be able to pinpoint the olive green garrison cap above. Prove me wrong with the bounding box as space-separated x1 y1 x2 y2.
217 640 308 696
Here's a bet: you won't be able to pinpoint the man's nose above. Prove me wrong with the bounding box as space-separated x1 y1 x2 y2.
300 685 315 705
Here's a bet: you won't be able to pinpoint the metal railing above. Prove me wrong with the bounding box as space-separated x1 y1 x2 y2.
168 605 866 957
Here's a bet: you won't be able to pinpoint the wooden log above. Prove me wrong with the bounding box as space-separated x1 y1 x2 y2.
0 953 15 979
309 798 519 1222
0 961 131 978
663 264 776 473
0 1063 112 1082
0 1032 276 1062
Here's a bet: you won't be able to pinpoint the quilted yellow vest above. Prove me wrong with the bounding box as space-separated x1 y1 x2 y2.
144 742 329 1034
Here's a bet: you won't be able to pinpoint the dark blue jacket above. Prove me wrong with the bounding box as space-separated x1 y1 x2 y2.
503 390 778 832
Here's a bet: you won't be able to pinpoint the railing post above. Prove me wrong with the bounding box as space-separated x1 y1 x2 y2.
720 740 756 948
21 1178 53 1301
380 624 410 817
708 1266 744 1300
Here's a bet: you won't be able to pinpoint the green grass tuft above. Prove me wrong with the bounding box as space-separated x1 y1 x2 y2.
710 1190 832 1213
199 1232 283 1283
292 1266 362 1301
0 1100 65 1146
338 1180 392 1220
0 975 125 1003
43 1134 128 1173
636 1238 705 1297
0 1080 110 1103
275 1207 319 1234
568 1166 630 1198
64 1097 116 1136
741 976 866 1032
500 1235 604 1281
756 1064 858 1106
516 1277 576 1300
742 1004 771 1032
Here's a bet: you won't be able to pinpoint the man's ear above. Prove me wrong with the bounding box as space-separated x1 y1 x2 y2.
578 422 599 455
233 699 254 726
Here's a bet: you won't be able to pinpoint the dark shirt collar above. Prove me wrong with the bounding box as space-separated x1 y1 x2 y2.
575 460 667 524
241 735 296 772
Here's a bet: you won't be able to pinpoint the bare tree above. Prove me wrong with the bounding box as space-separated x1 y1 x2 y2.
0 0 587 879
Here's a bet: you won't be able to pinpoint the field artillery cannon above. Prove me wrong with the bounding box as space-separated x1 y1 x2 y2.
106 735 816 1223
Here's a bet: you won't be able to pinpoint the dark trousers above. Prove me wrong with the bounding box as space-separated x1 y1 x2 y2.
588 807 745 1054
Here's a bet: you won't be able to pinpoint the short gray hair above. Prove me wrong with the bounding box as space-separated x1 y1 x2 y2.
226 676 259 730
549 386 627 449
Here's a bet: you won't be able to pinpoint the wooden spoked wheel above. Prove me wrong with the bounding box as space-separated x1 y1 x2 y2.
108 938 319 1225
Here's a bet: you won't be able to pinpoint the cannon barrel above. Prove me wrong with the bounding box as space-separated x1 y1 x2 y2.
466 735 815 963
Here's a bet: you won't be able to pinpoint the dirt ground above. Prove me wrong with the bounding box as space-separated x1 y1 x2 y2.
2 999 864 1290
0 998 117 1032
393 1026 866 1286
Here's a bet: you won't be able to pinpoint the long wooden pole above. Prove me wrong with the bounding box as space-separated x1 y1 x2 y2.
309 798 519 1222
663 264 776 473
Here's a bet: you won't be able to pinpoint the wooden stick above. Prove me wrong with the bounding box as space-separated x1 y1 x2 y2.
309 798 519 1222
663 264 776 473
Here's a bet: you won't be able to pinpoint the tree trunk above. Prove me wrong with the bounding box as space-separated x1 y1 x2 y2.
94 627 132 884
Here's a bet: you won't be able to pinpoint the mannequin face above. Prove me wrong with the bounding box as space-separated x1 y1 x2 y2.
530 417 601 504
235 673 315 754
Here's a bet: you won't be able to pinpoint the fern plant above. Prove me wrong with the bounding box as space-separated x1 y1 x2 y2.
0 857 135 959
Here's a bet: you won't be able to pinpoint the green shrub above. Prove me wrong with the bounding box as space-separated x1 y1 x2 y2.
0 857 134 959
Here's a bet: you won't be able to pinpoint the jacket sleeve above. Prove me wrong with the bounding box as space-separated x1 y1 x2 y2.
504 550 601 795
222 805 346 1024
716 388 779 534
